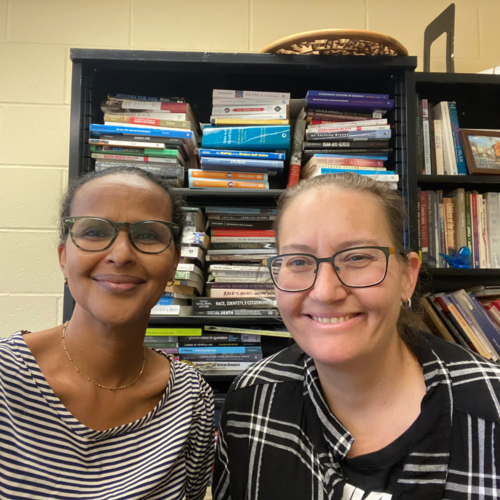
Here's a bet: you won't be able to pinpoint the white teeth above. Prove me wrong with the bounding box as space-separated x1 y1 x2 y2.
312 314 354 324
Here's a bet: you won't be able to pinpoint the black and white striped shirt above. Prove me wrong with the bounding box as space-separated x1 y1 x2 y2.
0 332 215 499
213 332 500 499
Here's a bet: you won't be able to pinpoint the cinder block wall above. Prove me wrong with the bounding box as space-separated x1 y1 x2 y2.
1 0 498 336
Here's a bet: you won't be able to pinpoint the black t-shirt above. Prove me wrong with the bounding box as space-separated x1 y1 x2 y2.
340 385 438 499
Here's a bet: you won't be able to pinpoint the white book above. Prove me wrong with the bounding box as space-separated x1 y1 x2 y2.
482 197 491 268
433 119 445 175
212 98 290 105
477 194 487 268
176 263 205 280
306 125 390 134
213 89 291 99
306 118 387 130
104 112 189 121
208 264 269 272
421 100 432 175
211 236 276 243
485 192 500 268
211 277 271 283
150 304 193 316
434 102 457 175
209 113 288 122
211 105 288 117
88 138 166 149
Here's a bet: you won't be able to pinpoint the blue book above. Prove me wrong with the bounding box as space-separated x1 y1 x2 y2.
306 97 394 111
313 154 389 161
306 90 389 100
90 124 194 140
201 126 290 152
200 157 284 175
156 295 176 306
314 168 396 176
178 346 262 354
447 102 467 175
198 149 285 161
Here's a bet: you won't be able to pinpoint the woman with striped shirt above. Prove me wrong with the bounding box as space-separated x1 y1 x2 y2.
2 167 214 499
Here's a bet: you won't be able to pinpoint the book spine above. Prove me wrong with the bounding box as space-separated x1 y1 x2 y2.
107 93 185 103
179 353 262 361
193 298 276 310
447 102 467 175
211 118 289 126
428 105 437 175
444 197 456 256
421 99 432 175
438 191 447 267
307 130 391 140
306 97 394 109
442 102 458 175
211 237 276 243
304 157 384 167
189 170 267 181
212 98 289 105
415 95 424 175
288 108 306 188
212 89 291 99
462 193 473 266
120 100 188 112
206 282 275 289
478 195 488 268
201 126 291 151
429 295 470 348
189 179 268 190
95 161 183 176
200 157 283 169
427 191 436 267
90 124 193 140
178 347 262 355
307 90 389 99
211 105 288 116
472 193 480 268
307 125 389 134
433 119 445 175
303 141 389 148
146 328 202 336
89 138 166 149
420 190 428 264
179 335 261 343
193 308 280 316
198 149 285 160
420 296 456 343
307 119 387 129
307 107 374 118
209 221 274 229
105 115 191 129
487 192 500 268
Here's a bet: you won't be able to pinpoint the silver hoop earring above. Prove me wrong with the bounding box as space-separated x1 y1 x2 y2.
402 298 412 309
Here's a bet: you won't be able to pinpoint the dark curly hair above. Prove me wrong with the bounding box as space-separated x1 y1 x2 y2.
59 166 186 249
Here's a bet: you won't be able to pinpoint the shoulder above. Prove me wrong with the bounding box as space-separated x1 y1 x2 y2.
232 343 305 392
419 332 500 423
0 332 26 363
171 359 214 399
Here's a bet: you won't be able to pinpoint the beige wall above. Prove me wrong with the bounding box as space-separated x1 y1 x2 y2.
1 0 498 336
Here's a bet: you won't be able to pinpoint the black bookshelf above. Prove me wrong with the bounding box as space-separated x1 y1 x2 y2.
411 71 500 295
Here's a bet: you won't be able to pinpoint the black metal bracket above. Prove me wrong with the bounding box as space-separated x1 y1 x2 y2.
423 3 455 73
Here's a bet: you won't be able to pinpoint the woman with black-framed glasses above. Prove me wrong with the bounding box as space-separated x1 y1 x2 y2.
2 167 214 499
214 172 500 500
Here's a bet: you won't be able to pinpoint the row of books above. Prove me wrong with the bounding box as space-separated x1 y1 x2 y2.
290 89 395 187
144 325 291 373
418 188 500 268
416 98 467 175
421 287 500 362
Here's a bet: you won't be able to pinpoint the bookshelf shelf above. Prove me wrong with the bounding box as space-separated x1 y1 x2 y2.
416 175 500 191
419 267 500 293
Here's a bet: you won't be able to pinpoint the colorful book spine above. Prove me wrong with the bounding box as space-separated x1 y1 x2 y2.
212 89 291 99
189 178 268 190
178 347 262 354
211 118 289 126
90 124 193 140
212 105 287 116
200 157 283 169
307 130 391 140
201 126 290 151
91 153 180 164
198 149 285 160
305 157 385 167
189 169 267 181
447 101 467 175
307 125 390 134
471 193 480 268
420 190 428 264
465 192 474 267
421 99 431 175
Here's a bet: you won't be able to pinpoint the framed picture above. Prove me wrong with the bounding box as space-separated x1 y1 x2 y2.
459 129 500 175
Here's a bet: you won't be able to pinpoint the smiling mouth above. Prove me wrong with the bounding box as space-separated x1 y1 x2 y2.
310 314 358 324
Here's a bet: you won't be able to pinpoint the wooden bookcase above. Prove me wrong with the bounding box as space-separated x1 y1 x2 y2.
409 72 500 294
65 49 417 383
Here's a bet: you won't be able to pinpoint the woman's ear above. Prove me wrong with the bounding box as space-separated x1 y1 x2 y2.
58 243 67 277
401 252 421 302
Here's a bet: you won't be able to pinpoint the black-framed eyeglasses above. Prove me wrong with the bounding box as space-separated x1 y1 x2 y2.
264 246 405 292
62 216 179 254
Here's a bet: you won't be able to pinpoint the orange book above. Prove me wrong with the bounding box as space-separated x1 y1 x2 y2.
189 178 269 190
189 170 267 181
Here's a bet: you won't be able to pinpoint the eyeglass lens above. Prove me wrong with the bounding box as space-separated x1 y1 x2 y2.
71 218 172 253
270 248 388 291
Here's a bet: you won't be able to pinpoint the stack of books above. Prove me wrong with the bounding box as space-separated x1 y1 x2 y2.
177 330 263 373
89 93 201 186
299 90 396 186
195 205 280 316
418 189 500 269
421 288 500 361
143 327 204 357
192 89 291 190
416 99 467 175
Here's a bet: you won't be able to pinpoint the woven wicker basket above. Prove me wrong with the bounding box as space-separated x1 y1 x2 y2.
260 29 408 56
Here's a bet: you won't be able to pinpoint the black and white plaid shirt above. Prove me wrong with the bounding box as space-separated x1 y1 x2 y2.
213 332 500 499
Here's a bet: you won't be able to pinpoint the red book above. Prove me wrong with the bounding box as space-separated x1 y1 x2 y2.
212 228 275 237
310 120 340 125
287 160 301 188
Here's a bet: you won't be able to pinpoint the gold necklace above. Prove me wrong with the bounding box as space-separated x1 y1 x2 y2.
61 321 146 391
